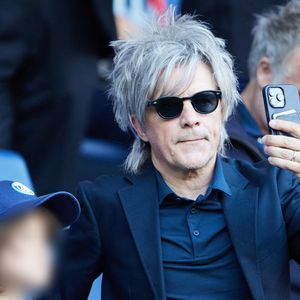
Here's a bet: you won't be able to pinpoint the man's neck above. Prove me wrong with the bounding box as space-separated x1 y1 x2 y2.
152 156 216 200
241 80 269 135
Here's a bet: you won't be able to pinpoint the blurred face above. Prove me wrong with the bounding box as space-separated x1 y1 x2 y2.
133 62 223 173
0 208 59 295
282 47 300 91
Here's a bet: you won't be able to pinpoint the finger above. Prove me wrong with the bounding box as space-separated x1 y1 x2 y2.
264 145 296 161
269 119 300 139
261 134 300 151
268 156 300 174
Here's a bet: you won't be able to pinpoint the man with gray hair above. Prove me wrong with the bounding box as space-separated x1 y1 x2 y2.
51 8 300 300
226 0 300 160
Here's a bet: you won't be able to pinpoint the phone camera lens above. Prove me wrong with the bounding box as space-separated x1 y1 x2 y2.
276 92 284 102
269 89 276 97
268 87 285 108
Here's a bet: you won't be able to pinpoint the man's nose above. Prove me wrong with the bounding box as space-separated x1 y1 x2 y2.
179 100 201 127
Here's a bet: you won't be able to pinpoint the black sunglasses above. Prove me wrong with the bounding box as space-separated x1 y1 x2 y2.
147 90 222 119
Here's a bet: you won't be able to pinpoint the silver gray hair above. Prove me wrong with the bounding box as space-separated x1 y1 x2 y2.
248 0 300 79
109 8 239 174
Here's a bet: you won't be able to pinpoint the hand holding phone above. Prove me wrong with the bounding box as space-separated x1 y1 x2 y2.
262 84 300 136
261 84 300 181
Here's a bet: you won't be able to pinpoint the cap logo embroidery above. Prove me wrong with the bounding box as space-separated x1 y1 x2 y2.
11 182 35 196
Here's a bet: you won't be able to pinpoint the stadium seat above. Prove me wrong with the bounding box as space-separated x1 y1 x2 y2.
79 138 128 182
0 149 34 189
88 275 102 300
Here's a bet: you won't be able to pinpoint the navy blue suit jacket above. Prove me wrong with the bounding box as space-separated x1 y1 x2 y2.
55 158 300 300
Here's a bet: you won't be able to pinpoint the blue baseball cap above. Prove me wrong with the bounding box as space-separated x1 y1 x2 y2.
0 181 81 227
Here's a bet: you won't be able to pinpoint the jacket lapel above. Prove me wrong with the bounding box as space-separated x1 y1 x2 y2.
118 165 165 300
222 160 264 299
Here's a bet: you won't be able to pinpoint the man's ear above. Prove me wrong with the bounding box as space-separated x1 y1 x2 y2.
256 56 274 89
129 115 149 142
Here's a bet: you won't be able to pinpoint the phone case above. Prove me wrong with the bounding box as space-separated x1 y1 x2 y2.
262 84 300 135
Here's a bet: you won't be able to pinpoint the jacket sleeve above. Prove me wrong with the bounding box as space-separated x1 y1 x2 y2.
52 182 104 300
280 170 300 263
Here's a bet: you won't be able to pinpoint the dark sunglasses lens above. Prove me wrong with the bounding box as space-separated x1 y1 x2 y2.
192 91 220 114
156 97 183 119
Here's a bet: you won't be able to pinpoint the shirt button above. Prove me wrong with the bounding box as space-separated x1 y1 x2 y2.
190 207 197 214
193 230 200 236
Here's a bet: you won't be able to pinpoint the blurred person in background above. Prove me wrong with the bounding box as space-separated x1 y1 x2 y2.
43 9 300 300
39 0 117 191
0 181 80 300
225 1 300 298
0 0 64 194
0 0 116 193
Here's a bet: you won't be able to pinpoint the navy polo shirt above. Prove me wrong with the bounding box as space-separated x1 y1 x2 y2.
156 156 252 299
